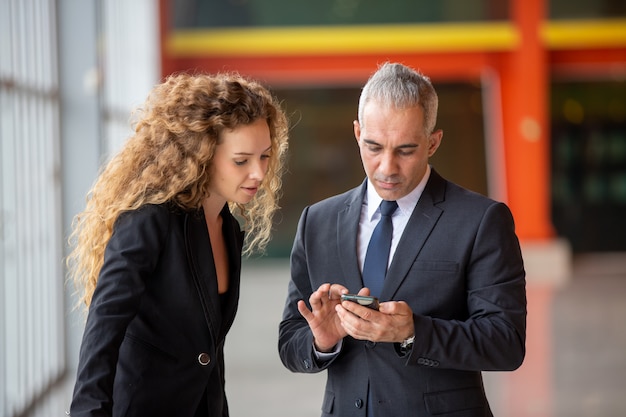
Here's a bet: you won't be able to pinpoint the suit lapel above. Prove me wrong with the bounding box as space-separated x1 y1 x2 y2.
184 208 222 342
381 170 446 301
337 183 367 293
219 206 244 338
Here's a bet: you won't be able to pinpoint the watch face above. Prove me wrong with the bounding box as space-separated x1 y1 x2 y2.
401 336 415 348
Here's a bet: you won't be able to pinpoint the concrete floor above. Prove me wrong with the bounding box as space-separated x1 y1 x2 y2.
25 253 626 417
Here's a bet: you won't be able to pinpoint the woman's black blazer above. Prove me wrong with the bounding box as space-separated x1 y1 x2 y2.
70 203 244 417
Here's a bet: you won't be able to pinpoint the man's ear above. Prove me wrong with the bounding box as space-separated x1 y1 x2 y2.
428 129 443 157
353 120 361 143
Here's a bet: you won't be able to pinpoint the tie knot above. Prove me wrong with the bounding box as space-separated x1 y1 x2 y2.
379 200 398 217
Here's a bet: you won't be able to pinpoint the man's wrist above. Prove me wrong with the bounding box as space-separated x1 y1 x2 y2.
314 340 336 353
400 335 415 350
313 339 343 360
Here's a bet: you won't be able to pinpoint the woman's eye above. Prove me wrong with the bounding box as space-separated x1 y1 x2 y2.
234 159 247 166
261 154 271 160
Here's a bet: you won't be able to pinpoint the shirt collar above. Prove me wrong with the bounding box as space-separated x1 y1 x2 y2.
366 164 431 221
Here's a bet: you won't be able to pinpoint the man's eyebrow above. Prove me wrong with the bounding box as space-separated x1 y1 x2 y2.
363 139 418 149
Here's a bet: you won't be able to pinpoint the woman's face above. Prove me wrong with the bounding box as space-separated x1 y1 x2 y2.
208 118 272 205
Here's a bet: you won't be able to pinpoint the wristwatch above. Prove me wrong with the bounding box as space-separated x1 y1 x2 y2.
400 335 415 350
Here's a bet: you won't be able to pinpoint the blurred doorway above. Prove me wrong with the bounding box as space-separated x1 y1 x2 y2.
551 80 626 252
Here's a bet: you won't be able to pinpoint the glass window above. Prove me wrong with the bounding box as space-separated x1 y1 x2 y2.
171 0 510 29
550 0 626 19
551 80 626 251
0 0 64 415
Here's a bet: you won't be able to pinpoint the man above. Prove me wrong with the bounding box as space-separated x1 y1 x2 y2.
278 62 526 417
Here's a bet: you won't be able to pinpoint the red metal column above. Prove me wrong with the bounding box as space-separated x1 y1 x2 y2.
500 0 554 239
497 3 555 416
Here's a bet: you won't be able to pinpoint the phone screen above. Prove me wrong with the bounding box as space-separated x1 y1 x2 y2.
340 294 380 310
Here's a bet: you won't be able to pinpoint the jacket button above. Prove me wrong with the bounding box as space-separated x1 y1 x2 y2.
198 353 211 366
355 399 363 409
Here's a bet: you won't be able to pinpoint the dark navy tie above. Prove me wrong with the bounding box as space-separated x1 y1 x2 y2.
362 200 398 298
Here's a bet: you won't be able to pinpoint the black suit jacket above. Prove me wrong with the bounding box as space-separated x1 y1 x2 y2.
279 169 526 417
70 203 244 417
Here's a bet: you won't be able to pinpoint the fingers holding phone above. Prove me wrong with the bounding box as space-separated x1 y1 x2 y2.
341 294 380 310
337 293 379 327
338 294 415 343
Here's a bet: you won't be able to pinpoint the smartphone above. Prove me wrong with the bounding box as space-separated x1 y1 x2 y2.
340 294 380 310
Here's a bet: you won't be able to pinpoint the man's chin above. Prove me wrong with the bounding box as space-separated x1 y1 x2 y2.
374 187 404 201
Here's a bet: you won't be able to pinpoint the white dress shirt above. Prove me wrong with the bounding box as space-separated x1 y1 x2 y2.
357 165 431 272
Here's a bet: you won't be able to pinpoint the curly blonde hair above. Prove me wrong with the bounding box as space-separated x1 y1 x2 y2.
67 72 289 308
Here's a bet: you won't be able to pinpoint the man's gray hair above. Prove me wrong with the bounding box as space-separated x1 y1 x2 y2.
358 62 439 135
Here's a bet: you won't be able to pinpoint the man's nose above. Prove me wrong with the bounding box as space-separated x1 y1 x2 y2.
378 152 396 175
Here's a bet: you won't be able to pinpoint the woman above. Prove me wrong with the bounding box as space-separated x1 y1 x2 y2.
67 72 289 417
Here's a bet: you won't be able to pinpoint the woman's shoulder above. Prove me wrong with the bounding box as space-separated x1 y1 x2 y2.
115 202 192 232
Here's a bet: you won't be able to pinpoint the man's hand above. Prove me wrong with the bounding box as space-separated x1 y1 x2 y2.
336 297 415 343
297 283 350 352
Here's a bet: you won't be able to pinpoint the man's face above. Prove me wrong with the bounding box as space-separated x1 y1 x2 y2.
354 100 442 201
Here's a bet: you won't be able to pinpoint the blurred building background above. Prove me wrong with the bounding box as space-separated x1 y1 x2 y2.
1 0 625 416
